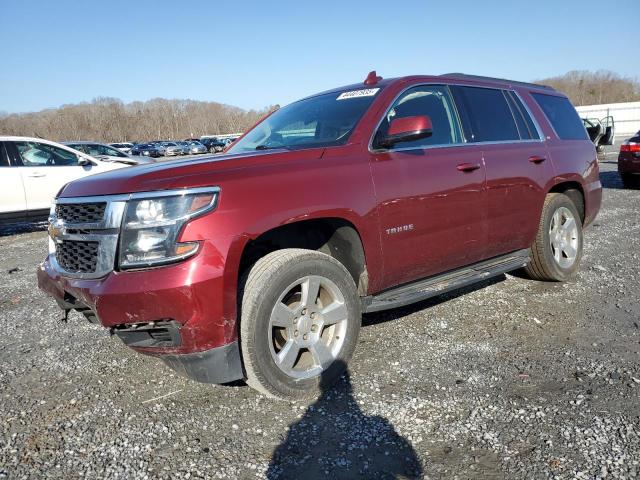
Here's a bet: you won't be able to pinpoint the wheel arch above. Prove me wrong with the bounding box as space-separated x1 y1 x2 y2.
237 217 369 296
548 180 585 222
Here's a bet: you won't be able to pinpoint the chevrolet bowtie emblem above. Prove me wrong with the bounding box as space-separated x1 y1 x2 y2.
48 221 65 242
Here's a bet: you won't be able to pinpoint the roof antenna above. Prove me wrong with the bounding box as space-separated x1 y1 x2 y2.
364 71 382 86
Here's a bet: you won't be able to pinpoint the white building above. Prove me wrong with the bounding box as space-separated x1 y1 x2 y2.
575 101 640 138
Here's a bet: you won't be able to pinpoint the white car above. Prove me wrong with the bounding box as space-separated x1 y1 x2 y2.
109 142 134 154
0 136 127 223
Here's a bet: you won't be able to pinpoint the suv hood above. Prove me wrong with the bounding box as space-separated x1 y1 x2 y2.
59 148 325 198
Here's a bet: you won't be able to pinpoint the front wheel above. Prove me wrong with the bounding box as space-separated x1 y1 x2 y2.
525 193 583 281
240 249 361 400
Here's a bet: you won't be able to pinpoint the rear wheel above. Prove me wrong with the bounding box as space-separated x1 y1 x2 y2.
240 249 361 399
525 193 583 281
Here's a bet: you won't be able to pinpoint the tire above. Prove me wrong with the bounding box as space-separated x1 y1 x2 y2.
525 193 583 282
240 249 361 400
621 172 640 189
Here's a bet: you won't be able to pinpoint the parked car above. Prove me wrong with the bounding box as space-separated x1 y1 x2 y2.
174 141 191 155
582 117 615 152
618 130 640 188
201 137 226 153
160 142 183 156
64 141 155 165
131 143 164 158
38 72 601 400
186 141 207 154
109 142 135 154
0 136 126 223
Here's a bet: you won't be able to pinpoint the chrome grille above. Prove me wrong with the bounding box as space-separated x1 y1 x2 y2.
55 240 99 273
49 195 128 279
55 202 106 224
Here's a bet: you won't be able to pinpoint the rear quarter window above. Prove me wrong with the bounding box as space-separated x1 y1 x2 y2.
531 93 589 141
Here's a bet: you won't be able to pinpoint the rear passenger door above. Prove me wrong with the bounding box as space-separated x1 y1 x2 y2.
369 85 487 288
451 86 554 258
0 142 27 218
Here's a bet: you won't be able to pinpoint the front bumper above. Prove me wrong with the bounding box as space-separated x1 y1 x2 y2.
37 241 243 384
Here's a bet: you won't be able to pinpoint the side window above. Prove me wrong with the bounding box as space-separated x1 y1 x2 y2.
0 143 10 167
509 92 540 140
85 144 127 157
14 142 80 167
504 91 533 140
451 86 519 142
531 93 589 141
373 85 463 149
69 144 89 154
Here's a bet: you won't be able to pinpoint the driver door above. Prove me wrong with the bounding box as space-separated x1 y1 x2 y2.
6 141 95 212
368 85 487 288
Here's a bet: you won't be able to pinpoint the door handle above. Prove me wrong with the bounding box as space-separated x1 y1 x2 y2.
456 162 481 172
528 155 546 164
27 172 46 178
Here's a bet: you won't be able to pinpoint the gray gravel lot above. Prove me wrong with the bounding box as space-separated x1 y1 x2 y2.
1 143 639 479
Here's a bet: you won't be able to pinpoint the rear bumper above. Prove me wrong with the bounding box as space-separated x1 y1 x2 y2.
584 178 602 227
618 153 640 174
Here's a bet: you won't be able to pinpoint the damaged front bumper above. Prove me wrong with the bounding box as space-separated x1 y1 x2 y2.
37 245 244 385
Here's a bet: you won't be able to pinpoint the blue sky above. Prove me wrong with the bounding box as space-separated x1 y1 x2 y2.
0 0 636 114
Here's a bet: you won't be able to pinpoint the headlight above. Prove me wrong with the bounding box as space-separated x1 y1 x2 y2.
119 187 219 269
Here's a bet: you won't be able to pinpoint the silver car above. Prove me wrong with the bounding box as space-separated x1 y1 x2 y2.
161 142 184 156
64 141 156 165
174 141 191 155
187 141 207 154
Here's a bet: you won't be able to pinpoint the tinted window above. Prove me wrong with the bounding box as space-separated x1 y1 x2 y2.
0 143 9 167
14 141 80 166
510 92 540 139
452 86 519 142
505 91 533 140
373 85 463 149
531 93 588 141
72 143 127 157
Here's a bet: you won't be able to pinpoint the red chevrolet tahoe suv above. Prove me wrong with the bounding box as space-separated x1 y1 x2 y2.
38 72 602 399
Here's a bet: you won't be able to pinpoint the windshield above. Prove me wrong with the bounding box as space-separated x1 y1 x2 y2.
70 143 128 158
227 88 381 153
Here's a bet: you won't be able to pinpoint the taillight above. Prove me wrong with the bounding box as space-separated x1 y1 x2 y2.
620 142 640 153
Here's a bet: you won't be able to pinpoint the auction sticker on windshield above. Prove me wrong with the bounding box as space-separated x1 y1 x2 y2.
337 88 380 100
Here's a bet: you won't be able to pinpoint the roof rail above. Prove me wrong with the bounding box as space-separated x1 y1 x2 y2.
441 73 554 91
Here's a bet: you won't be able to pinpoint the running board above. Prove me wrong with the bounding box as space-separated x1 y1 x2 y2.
362 249 530 313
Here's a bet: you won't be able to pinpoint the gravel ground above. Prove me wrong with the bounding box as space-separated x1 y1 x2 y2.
0 143 639 479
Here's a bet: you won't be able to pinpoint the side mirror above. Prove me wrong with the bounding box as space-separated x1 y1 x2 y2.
78 157 94 166
379 115 433 148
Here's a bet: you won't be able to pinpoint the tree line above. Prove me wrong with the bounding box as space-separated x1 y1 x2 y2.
0 97 277 143
1 70 638 142
536 70 640 106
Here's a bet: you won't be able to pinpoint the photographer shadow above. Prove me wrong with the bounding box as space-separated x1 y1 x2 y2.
267 361 423 479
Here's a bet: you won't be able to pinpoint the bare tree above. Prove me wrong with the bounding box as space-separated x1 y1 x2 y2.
0 97 274 142
536 70 640 106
